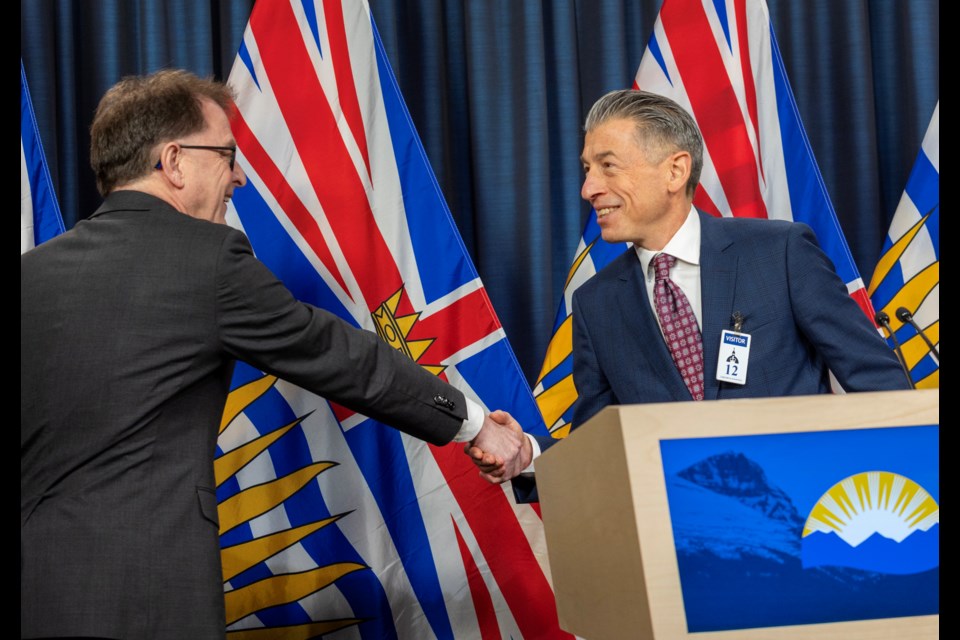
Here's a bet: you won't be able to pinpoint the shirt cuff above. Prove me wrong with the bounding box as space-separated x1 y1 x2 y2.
452 397 485 442
518 433 541 476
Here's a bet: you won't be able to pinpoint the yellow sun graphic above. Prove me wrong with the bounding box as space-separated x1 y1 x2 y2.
803 471 939 547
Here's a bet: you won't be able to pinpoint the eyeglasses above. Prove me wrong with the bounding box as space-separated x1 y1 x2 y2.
155 144 237 171
178 144 237 171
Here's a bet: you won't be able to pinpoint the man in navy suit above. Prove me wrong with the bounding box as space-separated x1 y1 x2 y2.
467 89 908 489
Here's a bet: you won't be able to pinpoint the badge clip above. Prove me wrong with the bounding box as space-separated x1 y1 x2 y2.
731 311 745 332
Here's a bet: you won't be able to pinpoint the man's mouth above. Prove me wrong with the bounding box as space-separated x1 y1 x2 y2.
596 206 618 219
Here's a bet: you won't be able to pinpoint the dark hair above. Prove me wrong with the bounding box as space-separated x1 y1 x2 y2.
585 89 704 197
90 69 234 195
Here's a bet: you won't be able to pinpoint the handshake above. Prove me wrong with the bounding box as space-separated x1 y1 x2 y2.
464 410 534 483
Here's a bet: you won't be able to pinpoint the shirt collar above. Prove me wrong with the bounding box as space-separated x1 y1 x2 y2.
634 205 700 273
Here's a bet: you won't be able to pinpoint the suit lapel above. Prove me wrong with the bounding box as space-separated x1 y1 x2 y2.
616 252 691 402
699 212 738 401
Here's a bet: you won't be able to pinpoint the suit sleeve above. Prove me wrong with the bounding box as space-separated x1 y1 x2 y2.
786 224 910 392
571 289 619 429
213 230 467 445
510 291 621 504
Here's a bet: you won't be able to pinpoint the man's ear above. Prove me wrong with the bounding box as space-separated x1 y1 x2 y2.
666 151 692 195
156 143 185 188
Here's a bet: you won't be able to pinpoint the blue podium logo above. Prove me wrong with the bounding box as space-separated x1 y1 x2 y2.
801 472 939 574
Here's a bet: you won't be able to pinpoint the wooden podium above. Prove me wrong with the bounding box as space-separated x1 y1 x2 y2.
536 390 939 639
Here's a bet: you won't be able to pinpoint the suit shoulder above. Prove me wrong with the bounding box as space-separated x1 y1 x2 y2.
705 215 818 255
134 208 254 259
155 208 244 240
711 214 800 238
21 228 73 264
573 247 635 301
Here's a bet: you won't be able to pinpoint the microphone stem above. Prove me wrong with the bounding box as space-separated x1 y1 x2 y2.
896 307 940 363
878 315 916 389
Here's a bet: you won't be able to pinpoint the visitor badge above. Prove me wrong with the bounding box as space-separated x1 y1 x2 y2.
716 330 750 384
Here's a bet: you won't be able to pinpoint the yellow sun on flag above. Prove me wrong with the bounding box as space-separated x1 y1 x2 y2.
802 471 939 547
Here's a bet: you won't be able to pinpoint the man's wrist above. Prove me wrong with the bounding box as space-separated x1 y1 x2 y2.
518 433 540 476
452 397 485 442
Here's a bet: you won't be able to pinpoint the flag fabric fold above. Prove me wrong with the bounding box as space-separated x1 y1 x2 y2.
219 2 568 638
21 60 65 252
535 0 876 432
868 103 939 388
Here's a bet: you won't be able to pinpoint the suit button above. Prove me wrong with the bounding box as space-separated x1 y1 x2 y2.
433 394 455 410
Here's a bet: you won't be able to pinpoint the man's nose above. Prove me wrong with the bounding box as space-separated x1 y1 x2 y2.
233 162 248 187
581 170 603 202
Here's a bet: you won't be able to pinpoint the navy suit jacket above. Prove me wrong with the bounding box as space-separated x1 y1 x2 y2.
514 212 908 502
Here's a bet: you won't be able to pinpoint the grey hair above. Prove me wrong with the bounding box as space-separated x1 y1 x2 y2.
584 89 703 197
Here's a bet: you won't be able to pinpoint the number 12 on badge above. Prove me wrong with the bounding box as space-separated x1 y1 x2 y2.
716 330 750 384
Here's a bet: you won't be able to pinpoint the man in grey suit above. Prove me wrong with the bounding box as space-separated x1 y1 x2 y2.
467 89 908 491
21 70 526 639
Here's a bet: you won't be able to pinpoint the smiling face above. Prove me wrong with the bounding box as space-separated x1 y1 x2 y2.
580 117 691 250
178 98 247 224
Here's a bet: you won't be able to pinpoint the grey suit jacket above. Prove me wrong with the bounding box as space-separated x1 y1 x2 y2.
21 191 467 639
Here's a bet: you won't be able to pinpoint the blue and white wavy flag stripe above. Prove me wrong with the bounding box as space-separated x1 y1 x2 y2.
533 213 627 437
21 60 65 253
868 103 939 388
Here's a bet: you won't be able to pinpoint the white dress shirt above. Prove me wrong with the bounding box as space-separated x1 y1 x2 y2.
455 398 485 441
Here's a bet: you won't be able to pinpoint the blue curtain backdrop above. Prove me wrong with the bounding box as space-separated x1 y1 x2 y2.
21 0 939 385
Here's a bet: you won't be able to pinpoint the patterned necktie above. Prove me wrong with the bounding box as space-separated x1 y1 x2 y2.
652 253 704 400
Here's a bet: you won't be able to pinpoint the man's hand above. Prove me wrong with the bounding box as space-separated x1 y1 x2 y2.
464 410 533 484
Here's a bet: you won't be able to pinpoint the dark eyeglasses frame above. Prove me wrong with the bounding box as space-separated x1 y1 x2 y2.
178 144 237 170
154 144 237 171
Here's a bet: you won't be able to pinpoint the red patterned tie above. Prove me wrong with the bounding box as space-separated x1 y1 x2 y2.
653 253 704 400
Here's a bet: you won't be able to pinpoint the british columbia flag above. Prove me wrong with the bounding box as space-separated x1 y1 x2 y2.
217 1 567 639
868 103 939 388
21 59 64 253
535 0 876 436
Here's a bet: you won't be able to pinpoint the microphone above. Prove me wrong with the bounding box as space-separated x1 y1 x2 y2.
896 306 940 362
875 311 916 389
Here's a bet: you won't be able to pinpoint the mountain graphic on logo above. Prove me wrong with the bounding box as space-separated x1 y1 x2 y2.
663 451 939 631
803 526 939 574
669 452 804 562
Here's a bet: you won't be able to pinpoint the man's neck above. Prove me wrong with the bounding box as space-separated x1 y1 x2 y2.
637 198 695 251
636 205 700 265
113 177 186 215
